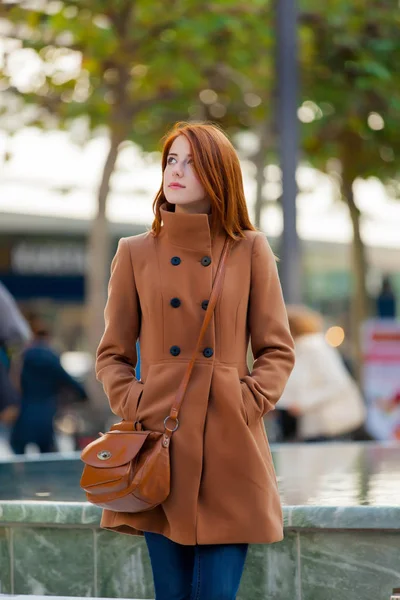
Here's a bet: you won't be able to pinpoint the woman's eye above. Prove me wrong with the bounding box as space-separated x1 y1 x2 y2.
167 156 176 165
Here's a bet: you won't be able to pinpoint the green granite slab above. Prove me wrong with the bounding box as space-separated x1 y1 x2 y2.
0 527 11 594
300 531 400 600
238 532 300 600
96 530 154 599
238 543 269 600
266 533 300 600
13 527 95 595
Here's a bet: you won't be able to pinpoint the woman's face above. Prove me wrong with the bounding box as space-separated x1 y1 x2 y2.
163 135 210 212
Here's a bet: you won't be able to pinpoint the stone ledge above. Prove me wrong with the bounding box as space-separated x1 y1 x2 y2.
0 501 100 526
1 501 400 531
288 505 400 530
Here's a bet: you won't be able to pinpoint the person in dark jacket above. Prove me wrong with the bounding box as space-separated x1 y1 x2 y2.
376 275 397 319
9 318 87 454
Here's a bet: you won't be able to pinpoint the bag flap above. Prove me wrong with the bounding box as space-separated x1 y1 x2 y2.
80 431 150 468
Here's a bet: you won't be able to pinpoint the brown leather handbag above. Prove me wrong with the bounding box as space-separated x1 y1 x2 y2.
80 237 232 513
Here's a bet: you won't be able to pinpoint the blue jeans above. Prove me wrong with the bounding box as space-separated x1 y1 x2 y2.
144 531 248 600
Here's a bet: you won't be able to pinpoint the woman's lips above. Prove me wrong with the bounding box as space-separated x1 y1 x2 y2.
169 183 185 188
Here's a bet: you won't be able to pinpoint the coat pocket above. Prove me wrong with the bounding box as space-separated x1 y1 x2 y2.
126 379 145 421
239 377 261 427
239 381 250 425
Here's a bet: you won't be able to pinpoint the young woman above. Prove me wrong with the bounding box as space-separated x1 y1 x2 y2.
96 122 295 600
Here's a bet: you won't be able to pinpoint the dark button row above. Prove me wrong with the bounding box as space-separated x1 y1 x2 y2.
170 256 212 267
170 346 213 358
170 254 212 358
170 298 209 310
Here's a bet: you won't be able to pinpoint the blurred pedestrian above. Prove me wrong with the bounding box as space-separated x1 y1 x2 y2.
376 275 397 319
278 305 366 442
9 316 87 454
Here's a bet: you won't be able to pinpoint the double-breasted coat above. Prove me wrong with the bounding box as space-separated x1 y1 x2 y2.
96 203 295 545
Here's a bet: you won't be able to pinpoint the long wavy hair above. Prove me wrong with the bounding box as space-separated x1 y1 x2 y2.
151 122 257 239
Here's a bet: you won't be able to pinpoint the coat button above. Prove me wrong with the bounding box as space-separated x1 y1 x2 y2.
170 345 181 356
171 256 181 266
203 347 213 358
170 298 181 308
201 256 212 267
201 300 209 311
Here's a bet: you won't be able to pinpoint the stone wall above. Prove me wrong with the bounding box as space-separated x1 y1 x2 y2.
1 502 400 599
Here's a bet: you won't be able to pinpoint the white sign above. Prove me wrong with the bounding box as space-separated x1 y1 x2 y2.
363 319 400 440
11 242 86 275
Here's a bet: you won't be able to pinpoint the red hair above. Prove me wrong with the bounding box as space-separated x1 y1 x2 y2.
151 122 257 239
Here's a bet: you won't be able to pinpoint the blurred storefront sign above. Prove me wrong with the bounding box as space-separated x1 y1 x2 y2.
0 237 87 301
0 225 135 353
363 319 400 440
11 241 86 275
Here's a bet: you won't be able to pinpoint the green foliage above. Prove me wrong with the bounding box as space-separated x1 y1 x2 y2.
299 1 400 184
0 0 274 152
3 1 398 193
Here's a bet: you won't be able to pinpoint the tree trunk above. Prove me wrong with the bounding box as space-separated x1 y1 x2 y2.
253 123 271 228
341 170 368 386
85 127 124 420
254 151 265 229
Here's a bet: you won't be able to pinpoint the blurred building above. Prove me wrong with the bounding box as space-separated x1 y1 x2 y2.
0 211 144 352
1 209 399 356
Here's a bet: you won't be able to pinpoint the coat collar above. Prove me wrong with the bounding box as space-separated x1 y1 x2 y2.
160 202 222 250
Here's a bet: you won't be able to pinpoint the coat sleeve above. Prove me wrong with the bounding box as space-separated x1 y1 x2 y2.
240 233 295 422
96 238 144 421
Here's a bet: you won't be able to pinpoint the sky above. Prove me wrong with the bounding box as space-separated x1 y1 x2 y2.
0 127 399 249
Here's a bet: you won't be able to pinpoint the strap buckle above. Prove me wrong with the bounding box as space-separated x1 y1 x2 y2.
164 416 179 433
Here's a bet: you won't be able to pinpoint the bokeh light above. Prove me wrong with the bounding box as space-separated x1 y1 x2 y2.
325 326 345 347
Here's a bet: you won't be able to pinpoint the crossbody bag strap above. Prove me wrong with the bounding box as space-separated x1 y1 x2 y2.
162 236 233 442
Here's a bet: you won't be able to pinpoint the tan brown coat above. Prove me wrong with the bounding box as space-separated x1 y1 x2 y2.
96 204 295 545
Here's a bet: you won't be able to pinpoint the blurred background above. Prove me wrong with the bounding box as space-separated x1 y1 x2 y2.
0 0 399 453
